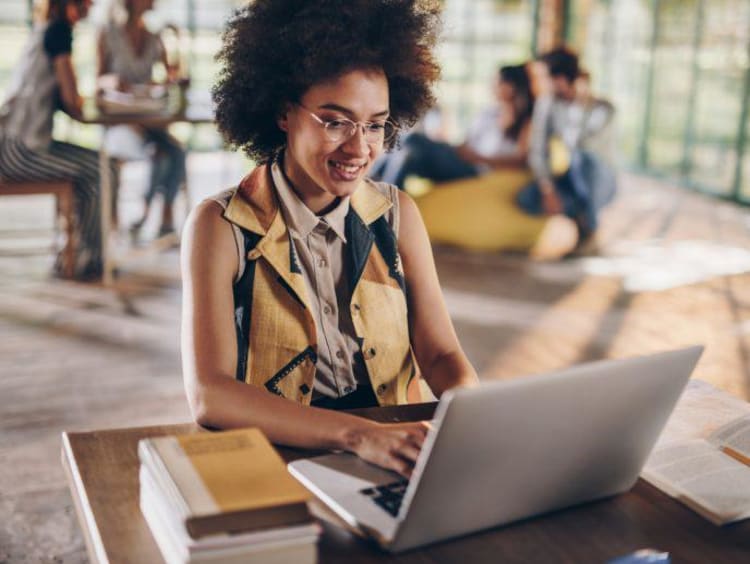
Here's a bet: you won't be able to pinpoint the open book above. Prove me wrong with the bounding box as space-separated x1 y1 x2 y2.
641 380 750 525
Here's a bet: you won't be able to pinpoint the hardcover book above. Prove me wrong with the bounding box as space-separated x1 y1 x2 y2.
138 428 313 538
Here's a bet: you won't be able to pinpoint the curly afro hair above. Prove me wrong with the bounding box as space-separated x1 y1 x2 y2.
212 0 442 164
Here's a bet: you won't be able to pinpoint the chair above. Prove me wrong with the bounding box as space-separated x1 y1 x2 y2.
0 180 76 278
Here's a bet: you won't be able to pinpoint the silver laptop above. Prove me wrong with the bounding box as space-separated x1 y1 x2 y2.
288 346 703 552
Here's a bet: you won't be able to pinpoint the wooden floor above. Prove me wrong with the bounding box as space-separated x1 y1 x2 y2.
1 164 750 563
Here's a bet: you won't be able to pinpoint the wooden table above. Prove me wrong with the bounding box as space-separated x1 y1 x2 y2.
61 401 750 563
79 88 214 285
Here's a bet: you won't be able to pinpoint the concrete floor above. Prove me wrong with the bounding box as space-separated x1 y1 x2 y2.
1 157 750 563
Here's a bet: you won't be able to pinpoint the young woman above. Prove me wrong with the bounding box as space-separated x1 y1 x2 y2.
0 0 115 280
372 63 535 189
97 0 186 238
181 0 478 477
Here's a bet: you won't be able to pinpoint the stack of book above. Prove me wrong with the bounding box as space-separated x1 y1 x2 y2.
138 428 320 564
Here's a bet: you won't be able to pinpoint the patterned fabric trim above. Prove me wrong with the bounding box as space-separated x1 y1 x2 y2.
233 229 262 381
264 346 318 397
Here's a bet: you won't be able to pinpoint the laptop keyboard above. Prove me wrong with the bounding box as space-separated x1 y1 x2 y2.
360 479 409 517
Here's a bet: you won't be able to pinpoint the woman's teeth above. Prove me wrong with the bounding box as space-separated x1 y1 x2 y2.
331 161 362 175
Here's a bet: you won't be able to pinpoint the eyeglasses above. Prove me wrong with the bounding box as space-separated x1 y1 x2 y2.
297 104 398 145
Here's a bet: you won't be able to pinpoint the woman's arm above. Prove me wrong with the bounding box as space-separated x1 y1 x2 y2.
156 36 180 83
397 192 479 396
181 200 429 476
52 54 83 120
95 31 124 91
480 119 532 168
456 105 529 170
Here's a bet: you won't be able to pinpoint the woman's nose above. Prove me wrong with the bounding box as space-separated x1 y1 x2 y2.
340 126 369 156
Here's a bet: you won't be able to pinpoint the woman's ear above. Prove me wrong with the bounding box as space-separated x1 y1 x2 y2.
277 104 291 133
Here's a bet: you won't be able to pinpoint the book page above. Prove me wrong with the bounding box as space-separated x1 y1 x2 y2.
643 439 750 524
707 415 750 460
653 380 750 448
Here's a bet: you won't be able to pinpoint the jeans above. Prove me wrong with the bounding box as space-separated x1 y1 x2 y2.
144 129 186 207
516 150 616 238
371 132 479 189
105 126 186 206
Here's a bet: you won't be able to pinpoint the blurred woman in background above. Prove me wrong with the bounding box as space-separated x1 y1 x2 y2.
0 0 114 280
97 0 186 239
371 63 535 189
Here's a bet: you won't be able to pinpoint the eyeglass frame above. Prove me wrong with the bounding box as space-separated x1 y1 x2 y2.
296 104 398 146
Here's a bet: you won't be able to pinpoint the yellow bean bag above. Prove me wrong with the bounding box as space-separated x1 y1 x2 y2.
406 140 577 258
407 169 542 251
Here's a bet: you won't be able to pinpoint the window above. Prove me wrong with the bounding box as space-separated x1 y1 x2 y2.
569 0 750 203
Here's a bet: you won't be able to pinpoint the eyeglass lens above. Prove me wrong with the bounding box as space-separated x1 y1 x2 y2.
324 119 396 144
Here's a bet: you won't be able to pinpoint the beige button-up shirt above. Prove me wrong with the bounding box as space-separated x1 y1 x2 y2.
271 163 370 399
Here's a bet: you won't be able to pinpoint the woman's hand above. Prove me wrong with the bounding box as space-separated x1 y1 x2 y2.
344 421 431 478
541 190 563 215
539 180 563 215
455 143 482 166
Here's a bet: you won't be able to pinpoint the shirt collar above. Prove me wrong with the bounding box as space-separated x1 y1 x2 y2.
271 161 349 242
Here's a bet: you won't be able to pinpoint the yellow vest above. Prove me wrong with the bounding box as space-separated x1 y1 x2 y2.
223 165 416 406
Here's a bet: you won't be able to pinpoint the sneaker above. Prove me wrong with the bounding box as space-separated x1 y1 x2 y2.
129 219 145 244
568 232 600 257
157 224 176 238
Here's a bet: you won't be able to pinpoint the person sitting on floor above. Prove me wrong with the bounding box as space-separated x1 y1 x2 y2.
370 63 534 189
517 46 617 252
97 0 187 239
180 0 479 478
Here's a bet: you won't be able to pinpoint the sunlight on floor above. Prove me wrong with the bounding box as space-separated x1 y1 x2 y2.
480 276 623 380
583 240 750 292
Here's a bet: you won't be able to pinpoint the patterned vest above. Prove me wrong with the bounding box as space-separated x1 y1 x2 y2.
223 165 417 406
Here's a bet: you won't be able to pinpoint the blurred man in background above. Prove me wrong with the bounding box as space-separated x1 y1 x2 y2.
519 46 617 254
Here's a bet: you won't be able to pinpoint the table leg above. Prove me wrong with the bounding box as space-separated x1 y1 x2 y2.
100 146 113 285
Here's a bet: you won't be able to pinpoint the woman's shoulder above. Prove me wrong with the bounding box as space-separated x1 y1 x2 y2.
186 188 242 235
185 188 245 282
203 187 237 210
184 190 238 248
43 18 72 57
364 177 399 203
363 178 401 232
366 178 408 237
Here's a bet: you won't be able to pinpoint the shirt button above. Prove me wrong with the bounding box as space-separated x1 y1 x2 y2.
377 383 388 395
336 350 345 360
363 347 377 360
323 305 332 315
343 386 353 394
318 257 327 267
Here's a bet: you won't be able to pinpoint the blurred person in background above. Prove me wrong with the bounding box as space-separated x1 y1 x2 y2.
518 46 616 253
0 0 116 280
371 63 534 189
97 0 186 239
